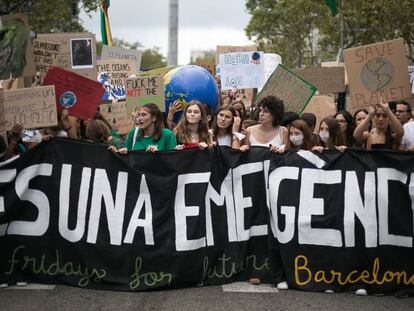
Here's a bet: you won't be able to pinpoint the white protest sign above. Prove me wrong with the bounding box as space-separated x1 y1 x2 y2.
264 53 282 82
219 51 265 90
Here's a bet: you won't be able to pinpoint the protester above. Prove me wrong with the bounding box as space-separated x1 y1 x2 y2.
231 99 247 123
174 100 212 150
211 105 244 148
60 109 80 139
281 111 299 127
395 100 412 125
285 119 314 151
353 100 404 150
241 96 287 153
400 121 414 151
312 117 347 152
203 104 214 129
166 100 183 130
94 110 123 141
353 108 369 127
2 124 25 160
117 103 176 153
300 112 318 145
334 110 356 147
85 119 124 149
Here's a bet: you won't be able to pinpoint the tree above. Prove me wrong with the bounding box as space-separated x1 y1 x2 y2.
140 48 167 71
245 0 414 68
1 0 99 33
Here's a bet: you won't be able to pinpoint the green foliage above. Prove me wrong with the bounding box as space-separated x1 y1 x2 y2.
140 48 167 71
245 0 414 68
1 0 100 33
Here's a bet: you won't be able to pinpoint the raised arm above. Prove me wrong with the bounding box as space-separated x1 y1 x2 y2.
354 105 374 142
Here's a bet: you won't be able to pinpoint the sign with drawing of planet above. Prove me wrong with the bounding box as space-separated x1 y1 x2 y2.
344 38 411 108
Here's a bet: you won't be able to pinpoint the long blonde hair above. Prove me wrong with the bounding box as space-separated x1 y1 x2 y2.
173 100 211 144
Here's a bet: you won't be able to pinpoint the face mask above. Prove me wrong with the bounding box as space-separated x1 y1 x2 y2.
319 130 330 143
290 134 303 146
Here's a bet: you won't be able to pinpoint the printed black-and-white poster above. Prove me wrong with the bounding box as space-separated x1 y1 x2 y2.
70 38 93 69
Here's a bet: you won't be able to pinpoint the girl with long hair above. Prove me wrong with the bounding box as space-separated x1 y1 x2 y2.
211 105 243 149
334 110 356 147
174 100 212 150
285 119 314 151
353 99 404 150
312 117 347 152
117 103 176 153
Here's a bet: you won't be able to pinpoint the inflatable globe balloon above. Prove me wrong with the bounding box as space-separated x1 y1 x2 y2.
164 65 219 122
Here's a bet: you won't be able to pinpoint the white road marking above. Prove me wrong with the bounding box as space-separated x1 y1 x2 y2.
222 282 279 293
5 284 56 290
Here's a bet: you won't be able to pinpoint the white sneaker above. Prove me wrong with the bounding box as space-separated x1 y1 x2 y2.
0 283 8 289
355 289 367 296
16 282 27 287
276 281 288 290
325 289 335 294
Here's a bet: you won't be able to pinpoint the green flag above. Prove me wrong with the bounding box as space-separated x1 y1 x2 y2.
325 0 337 17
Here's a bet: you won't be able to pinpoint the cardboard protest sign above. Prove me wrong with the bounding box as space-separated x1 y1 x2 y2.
344 38 410 107
37 33 97 80
101 45 142 72
137 66 176 78
125 75 165 116
1 86 57 130
255 64 317 114
0 14 35 79
33 39 61 77
194 60 216 76
100 101 133 135
302 95 336 132
219 51 265 90
43 67 104 120
216 45 257 65
293 67 345 94
97 59 135 101
321 61 349 85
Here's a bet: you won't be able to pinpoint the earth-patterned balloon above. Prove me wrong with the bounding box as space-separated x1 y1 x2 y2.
164 65 219 121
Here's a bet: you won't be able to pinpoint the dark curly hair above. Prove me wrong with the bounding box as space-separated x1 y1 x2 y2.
257 96 284 127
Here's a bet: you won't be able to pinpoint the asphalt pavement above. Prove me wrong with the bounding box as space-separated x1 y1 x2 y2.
1 282 413 311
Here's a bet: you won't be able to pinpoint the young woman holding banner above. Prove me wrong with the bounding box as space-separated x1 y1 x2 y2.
116 103 176 153
240 95 288 153
285 119 314 151
312 117 347 152
173 100 212 150
211 105 244 149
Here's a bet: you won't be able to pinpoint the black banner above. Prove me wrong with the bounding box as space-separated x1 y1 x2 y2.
0 138 413 294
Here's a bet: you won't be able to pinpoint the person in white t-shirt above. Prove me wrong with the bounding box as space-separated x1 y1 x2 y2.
400 121 414 151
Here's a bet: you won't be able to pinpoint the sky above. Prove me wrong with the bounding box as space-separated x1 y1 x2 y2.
79 0 255 65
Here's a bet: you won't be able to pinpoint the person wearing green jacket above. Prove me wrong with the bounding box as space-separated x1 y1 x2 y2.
119 103 177 153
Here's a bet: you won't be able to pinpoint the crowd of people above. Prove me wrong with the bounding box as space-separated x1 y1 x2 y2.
1 86 414 162
1 80 414 295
